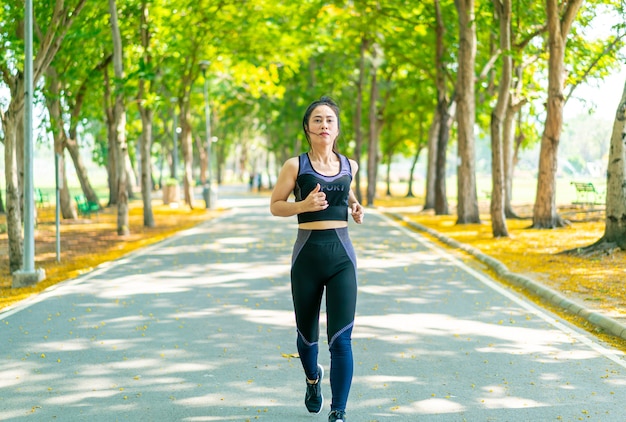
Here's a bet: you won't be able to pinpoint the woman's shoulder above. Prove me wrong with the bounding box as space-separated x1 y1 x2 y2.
281 156 300 173
346 157 358 174
285 156 300 166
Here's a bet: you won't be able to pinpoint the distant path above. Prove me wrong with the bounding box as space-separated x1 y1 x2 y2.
1 186 625 421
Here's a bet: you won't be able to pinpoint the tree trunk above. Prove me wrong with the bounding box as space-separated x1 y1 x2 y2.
489 0 512 238
385 155 392 196
65 136 101 207
138 0 155 228
139 106 155 227
405 111 426 198
16 101 25 219
455 0 480 224
602 80 626 247
125 152 137 199
44 70 78 220
195 133 208 185
423 113 439 207
429 0 446 212
366 57 380 206
103 66 118 206
214 108 224 186
180 105 195 208
565 79 626 254
62 62 103 210
434 98 450 215
2 101 24 273
502 63 525 218
406 145 422 198
353 36 368 205
502 100 517 218
109 0 129 235
531 0 583 228
264 149 271 189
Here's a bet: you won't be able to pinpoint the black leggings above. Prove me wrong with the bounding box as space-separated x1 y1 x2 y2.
291 227 357 412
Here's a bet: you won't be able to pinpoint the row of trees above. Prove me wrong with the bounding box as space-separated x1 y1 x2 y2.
1 0 625 277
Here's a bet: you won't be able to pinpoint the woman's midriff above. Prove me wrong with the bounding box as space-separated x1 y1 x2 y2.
298 220 348 230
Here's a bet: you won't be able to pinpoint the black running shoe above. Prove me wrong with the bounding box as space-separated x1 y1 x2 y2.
328 409 347 422
304 363 324 413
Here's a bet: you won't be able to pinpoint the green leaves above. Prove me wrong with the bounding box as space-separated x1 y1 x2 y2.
1 0 624 206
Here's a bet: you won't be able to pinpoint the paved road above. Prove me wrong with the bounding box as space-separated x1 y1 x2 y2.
1 190 625 421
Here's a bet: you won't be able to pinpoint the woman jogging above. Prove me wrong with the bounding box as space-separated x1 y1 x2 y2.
270 96 364 422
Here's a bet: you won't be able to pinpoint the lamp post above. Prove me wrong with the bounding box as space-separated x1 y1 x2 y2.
200 60 215 209
13 0 45 287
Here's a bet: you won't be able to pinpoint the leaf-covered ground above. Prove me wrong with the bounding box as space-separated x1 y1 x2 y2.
0 200 220 310
375 196 626 350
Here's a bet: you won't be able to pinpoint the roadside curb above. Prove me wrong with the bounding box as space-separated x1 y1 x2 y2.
386 211 626 342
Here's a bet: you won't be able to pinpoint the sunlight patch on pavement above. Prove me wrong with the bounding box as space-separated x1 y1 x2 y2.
476 345 600 362
95 274 195 296
127 376 187 388
94 339 148 351
216 236 261 245
359 251 443 270
395 297 431 305
399 398 466 414
44 386 121 405
34 338 91 351
81 263 289 299
209 262 289 274
479 385 548 409
104 315 159 324
228 308 294 328
192 265 288 285
359 285 418 296
171 309 220 319
359 374 419 385
182 418 255 421
356 313 608 359
0 368 30 388
0 410 31 421
356 397 396 409
538 372 562 381
383 347 457 358
146 362 212 375
175 393 229 407
176 392 279 408
151 242 252 254
605 377 626 386
90 358 163 372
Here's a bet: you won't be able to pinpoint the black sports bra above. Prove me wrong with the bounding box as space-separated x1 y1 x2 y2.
293 153 352 224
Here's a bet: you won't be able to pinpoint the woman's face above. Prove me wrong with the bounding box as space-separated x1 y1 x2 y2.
307 105 339 146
